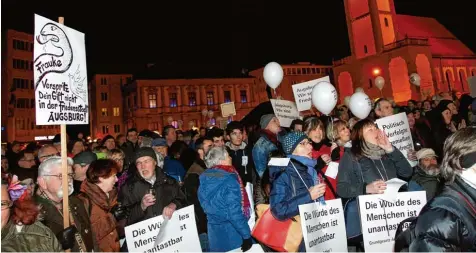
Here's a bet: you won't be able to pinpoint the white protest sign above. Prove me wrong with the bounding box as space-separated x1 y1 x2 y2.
245 183 256 230
376 113 417 166
292 76 331 112
270 99 300 128
125 205 201 252
358 191 426 252
34 14 89 125
299 199 348 252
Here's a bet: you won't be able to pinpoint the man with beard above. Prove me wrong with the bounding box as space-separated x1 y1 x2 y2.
409 148 442 200
35 156 96 252
151 138 168 168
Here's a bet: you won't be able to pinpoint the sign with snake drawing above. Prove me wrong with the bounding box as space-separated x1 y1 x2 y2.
34 14 89 125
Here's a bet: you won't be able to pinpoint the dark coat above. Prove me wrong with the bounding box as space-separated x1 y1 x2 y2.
183 161 208 234
409 167 443 200
35 194 97 252
336 147 413 199
1 220 62 252
226 143 256 185
408 177 476 251
119 166 187 226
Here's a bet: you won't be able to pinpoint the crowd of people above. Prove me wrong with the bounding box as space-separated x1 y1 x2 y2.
1 91 476 252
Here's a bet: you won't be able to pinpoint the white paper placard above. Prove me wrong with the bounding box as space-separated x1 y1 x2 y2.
299 199 348 252
34 14 89 125
270 99 300 128
358 191 427 252
221 102 236 117
292 76 330 111
324 162 339 179
376 113 416 166
124 205 201 252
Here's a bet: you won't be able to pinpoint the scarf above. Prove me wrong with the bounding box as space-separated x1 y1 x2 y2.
362 141 386 160
261 129 278 145
287 155 325 205
80 180 117 211
213 165 251 219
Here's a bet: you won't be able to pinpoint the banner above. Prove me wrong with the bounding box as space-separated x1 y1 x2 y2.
34 14 89 125
270 99 300 128
292 76 330 111
358 191 427 252
376 112 416 166
124 205 201 252
298 199 347 252
246 183 256 230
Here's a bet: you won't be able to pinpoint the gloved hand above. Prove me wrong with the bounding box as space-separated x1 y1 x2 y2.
111 202 128 221
241 237 252 252
56 225 77 250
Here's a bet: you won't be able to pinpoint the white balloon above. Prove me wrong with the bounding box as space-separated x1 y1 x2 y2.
344 96 351 106
263 62 284 89
349 92 372 119
311 81 338 115
375 76 385 90
355 87 364 93
410 73 421 86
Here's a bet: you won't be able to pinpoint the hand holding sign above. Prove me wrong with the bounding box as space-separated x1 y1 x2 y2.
309 183 326 200
366 180 387 194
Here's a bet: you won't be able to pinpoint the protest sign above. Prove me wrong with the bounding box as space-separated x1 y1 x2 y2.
220 102 236 117
270 99 300 128
246 183 256 230
125 205 201 253
299 199 347 252
34 14 89 125
376 113 416 166
358 191 426 252
292 76 330 111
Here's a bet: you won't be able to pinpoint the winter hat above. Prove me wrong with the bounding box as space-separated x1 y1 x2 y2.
134 147 158 164
260 114 276 129
435 100 453 114
416 148 437 160
282 131 309 155
101 135 115 146
73 151 97 166
151 138 167 147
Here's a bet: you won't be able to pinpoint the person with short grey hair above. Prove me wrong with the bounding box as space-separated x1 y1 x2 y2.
198 146 252 251
398 127 476 251
35 156 96 252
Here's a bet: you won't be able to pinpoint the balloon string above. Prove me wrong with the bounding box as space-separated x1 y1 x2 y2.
329 116 335 143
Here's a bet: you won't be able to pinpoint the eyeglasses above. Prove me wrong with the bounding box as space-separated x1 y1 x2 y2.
1 200 13 210
39 153 61 159
42 173 75 180
299 140 311 146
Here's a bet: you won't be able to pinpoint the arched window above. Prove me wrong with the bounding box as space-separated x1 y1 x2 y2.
445 70 452 91
459 69 466 91
384 18 389 27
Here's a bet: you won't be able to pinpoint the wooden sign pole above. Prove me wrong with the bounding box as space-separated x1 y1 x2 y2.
58 16 70 231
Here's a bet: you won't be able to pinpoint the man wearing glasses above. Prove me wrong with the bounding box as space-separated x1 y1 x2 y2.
35 156 96 252
10 150 37 182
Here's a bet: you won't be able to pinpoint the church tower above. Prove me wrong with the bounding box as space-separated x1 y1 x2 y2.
343 0 398 59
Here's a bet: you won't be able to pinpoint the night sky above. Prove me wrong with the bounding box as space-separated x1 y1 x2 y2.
3 0 476 79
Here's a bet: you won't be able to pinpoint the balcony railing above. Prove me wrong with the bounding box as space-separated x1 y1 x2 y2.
383 37 429 52
332 56 353 67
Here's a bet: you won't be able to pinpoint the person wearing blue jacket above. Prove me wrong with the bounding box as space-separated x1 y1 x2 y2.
198 146 253 252
269 131 326 252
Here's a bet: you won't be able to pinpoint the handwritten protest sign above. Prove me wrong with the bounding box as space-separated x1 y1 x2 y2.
358 191 426 252
299 199 347 252
125 205 201 253
270 99 300 128
34 14 89 125
376 113 416 166
292 76 330 111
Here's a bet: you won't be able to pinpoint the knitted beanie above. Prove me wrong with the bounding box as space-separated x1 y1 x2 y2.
282 131 308 155
260 114 276 129
134 147 158 163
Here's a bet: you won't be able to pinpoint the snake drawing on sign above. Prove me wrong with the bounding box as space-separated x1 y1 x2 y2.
34 22 73 89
